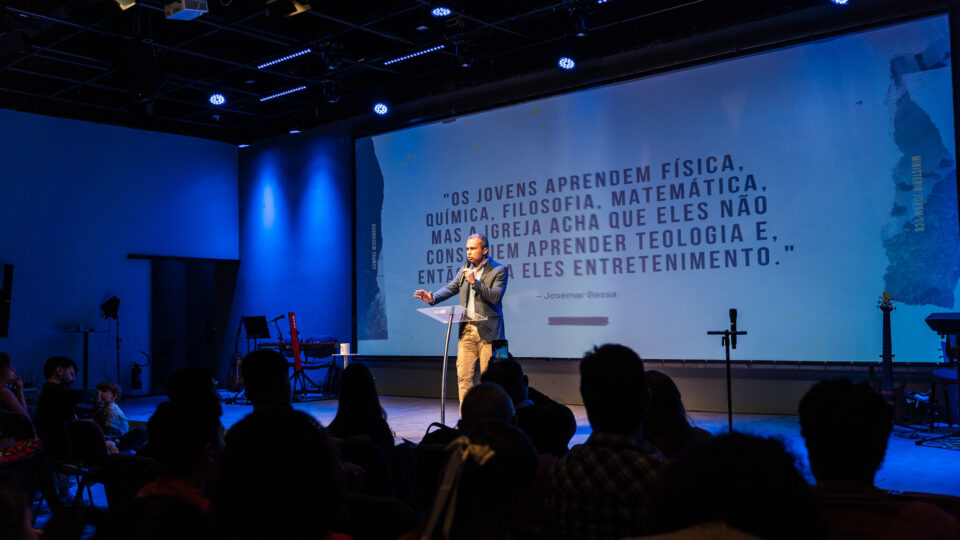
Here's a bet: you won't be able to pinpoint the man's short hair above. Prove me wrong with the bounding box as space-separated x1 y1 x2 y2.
241 349 291 406
460 382 515 434
468 233 489 249
579 344 649 434
798 377 892 483
43 356 78 379
96 381 122 400
148 400 222 477
481 359 526 405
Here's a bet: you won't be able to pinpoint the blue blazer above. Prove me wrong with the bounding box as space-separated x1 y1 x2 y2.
431 257 508 342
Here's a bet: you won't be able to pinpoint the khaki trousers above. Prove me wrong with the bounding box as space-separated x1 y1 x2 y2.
456 322 493 412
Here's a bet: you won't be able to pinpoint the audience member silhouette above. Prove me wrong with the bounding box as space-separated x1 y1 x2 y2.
94 494 222 540
215 407 348 540
481 358 576 457
0 469 38 540
35 356 83 462
799 377 960 538
137 400 223 513
0 352 28 416
642 370 712 459
644 432 823 539
239 349 291 411
459 382 515 435
328 362 395 456
91 382 146 453
165 367 223 418
423 419 539 540
545 343 663 539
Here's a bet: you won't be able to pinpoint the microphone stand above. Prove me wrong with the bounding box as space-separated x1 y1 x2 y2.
707 311 747 432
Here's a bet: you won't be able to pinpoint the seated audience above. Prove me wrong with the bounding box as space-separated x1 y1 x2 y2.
215 407 349 540
545 343 664 539
642 370 712 459
481 358 577 457
419 382 516 446
137 400 223 513
423 419 539 540
165 367 223 417
799 377 960 538
459 382 516 435
35 356 82 461
644 432 824 539
328 362 395 456
0 469 38 540
96 495 222 540
91 382 146 454
93 382 129 440
239 349 291 411
0 353 28 417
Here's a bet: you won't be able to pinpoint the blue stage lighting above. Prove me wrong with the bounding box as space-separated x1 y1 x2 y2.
384 45 445 66
259 85 308 102
209 93 226 106
830 0 848 4
238 143 250 148
373 103 389 115
258 48 312 70
289 128 302 134
558 56 575 70
431 6 451 17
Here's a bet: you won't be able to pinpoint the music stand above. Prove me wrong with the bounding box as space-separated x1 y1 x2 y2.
243 316 270 339
418 305 487 425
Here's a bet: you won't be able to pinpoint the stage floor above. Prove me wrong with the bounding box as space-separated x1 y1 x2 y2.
117 393 960 498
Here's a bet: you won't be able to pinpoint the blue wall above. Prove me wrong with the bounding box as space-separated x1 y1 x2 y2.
233 123 354 357
0 110 238 392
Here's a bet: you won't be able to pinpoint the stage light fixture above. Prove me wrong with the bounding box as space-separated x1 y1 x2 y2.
431 6 451 17
558 56 576 70
258 48 311 70
209 93 226 106
164 0 208 20
373 102 389 115
114 0 136 10
384 44 445 66
100 296 120 320
266 0 310 17
830 0 848 4
289 127 302 134
238 143 250 148
259 85 307 102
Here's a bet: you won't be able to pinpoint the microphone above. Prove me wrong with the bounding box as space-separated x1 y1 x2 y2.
270 314 285 323
729 309 738 349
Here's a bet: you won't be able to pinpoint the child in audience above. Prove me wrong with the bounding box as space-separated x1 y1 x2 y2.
94 382 129 440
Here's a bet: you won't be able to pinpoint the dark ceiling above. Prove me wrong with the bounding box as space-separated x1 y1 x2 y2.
0 0 951 144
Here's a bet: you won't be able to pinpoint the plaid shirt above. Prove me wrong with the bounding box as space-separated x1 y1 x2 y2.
545 432 665 540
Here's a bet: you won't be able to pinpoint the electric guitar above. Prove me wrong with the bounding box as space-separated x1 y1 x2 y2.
227 347 243 392
872 292 905 420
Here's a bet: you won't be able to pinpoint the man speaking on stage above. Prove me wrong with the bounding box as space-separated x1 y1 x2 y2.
414 233 508 410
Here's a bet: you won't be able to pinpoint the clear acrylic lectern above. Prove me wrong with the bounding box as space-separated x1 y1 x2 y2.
418 305 487 425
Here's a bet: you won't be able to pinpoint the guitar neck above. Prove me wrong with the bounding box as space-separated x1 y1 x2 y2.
881 311 894 393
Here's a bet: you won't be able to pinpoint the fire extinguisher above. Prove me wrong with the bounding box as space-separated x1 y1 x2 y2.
131 350 151 391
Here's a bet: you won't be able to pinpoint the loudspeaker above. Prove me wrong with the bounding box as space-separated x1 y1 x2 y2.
0 264 13 338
